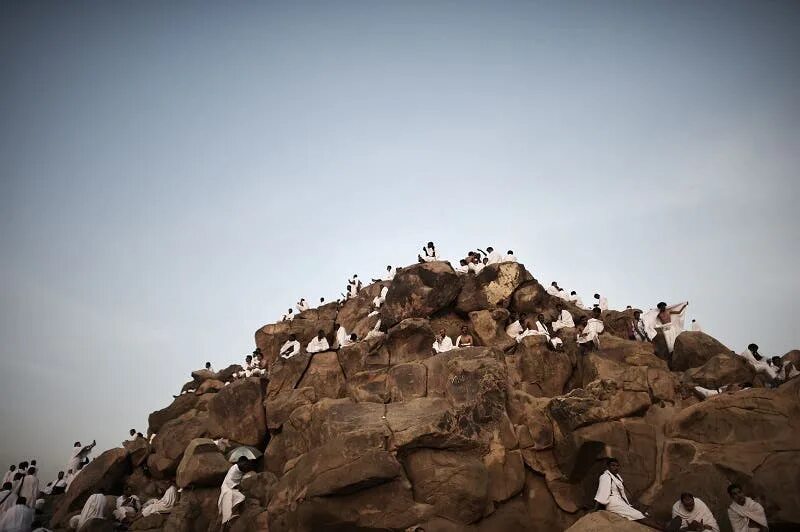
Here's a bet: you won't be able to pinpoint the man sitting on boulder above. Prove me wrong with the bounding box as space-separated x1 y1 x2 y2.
692 382 752 400
372 284 389 309
738 344 774 381
551 303 574 332
279 334 301 360
432 329 455 353
667 492 720 532
772 356 800 385
594 458 664 529
418 241 439 263
577 308 605 353
0 497 34 531
306 330 330 354
66 440 96 474
296 298 308 312
726 484 768 532
142 485 178 517
234 355 255 379
455 325 474 348
506 313 526 338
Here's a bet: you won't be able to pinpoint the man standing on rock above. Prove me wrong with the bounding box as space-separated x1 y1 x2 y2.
630 310 650 342
66 440 96 473
726 484 768 532
594 293 609 311
219 457 253 527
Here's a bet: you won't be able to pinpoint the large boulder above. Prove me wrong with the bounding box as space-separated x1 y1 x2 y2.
162 487 219 532
468 308 516 351
565 511 652 531
265 387 316 430
380 262 462 329
403 449 489 524
455 262 533 314
510 280 587 322
207 377 266 446
381 318 436 364
685 353 755 388
149 410 209 477
148 393 208 435
548 381 651 433
176 438 231 488
387 362 427 402
255 303 338 365
51 448 131 527
122 437 150 468
295 351 347 400
515 335 573 397
672 331 733 371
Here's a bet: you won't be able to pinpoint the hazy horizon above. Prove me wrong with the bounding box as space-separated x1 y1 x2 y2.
1 1 799 481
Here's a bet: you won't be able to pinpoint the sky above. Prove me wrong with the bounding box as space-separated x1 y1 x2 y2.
1 1 799 481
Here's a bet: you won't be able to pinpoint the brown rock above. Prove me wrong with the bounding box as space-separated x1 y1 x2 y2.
565 511 652 531
337 282 386 339
429 311 469 341
484 446 525 503
672 331 733 371
207 377 266 446
456 262 533 313
265 352 311 399
296 351 346 400
162 487 220 532
148 393 207 435
510 280 588 323
51 448 131 527
149 410 209 477
404 449 489 523
600 309 638 339
524 472 581 530
346 369 389 403
122 437 150 468
548 381 651 433
195 379 225 395
382 318 435 364
516 335 573 397
685 353 755 388
387 362 427 401
380 262 462 329
337 336 385 379
469 308 517 351
255 303 337 366
265 387 316 430
79 518 116 532
176 438 231 488
506 390 553 450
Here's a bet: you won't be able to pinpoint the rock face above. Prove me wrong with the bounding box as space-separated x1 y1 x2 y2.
57 257 800 532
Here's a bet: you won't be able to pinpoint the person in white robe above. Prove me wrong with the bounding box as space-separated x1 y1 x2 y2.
506 314 526 338
49 472 67 495
333 324 349 350
340 333 356 348
66 441 96 473
281 309 294 321
643 301 688 353
296 298 309 313
594 293 609 311
545 282 560 297
1 468 15 488
505 250 517 262
141 485 177 517
670 493 720 532
418 242 439 262
279 335 301 360
775 358 800 384
691 319 702 332
372 265 395 282
551 305 574 332
218 459 250 525
235 355 255 378
454 259 469 274
0 499 34 532
306 331 330 354
365 319 384 341
726 484 768 532
737 344 774 381
631 310 650 342
535 317 563 349
372 285 389 309
485 247 503 265
0 483 17 514
113 493 141 522
70 493 107 530
432 331 455 353
593 459 647 521
18 469 38 509
577 309 605 350
467 255 484 274
569 291 587 310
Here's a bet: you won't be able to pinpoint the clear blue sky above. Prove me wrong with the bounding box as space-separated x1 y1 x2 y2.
1 1 798 481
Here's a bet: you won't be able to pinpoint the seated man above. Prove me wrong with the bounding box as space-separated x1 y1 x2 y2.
594 293 609 311
432 330 455 353
546 282 561 297
505 250 517 262
234 355 254 378
506 313 526 338
333 323 349 349
454 259 470 274
569 290 586 309
306 330 330 354
738 344 773 377
281 308 294 321
455 326 474 348
296 298 309 312
691 319 702 332
485 246 503 265
418 242 439 262
372 265 396 282
279 335 301 360
113 489 141 522
536 314 563 349
726 484 768 532
551 304 574 332
0 497 34 531
594 458 662 529
341 333 357 348
577 308 605 352
142 485 177 517
468 255 484 274
50 471 67 495
668 492 720 532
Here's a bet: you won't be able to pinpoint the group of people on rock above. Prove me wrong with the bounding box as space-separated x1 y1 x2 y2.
594 458 769 532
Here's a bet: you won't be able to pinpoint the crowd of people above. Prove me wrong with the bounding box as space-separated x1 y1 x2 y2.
7 241 795 532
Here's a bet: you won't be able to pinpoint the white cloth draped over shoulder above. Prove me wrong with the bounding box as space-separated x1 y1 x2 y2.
551 310 574 332
643 301 688 353
75 493 107 529
218 465 246 524
421 245 439 262
537 321 563 348
727 497 767 532
18 475 38 508
0 504 34 532
67 445 91 472
141 486 177 517
432 336 455 353
487 250 503 265
334 326 349 350
306 337 330 354
594 470 645 520
0 489 18 514
672 497 719 532
372 286 389 308
113 495 140 521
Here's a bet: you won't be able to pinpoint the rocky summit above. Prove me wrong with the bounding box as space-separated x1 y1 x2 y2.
47 261 800 531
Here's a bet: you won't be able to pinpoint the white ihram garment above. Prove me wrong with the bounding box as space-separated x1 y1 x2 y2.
0 504 34 532
218 465 246 524
279 340 301 360
551 310 574 332
727 497 768 532
18 475 38 508
141 486 176 517
306 337 330 354
671 497 719 532
577 318 605 346
487 251 503 265
372 286 389 308
643 301 687 353
594 470 645 520
75 493 107 529
334 326 349 349
506 320 523 338
432 336 455 353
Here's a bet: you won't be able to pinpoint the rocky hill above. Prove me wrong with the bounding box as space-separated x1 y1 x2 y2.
47 261 800 531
